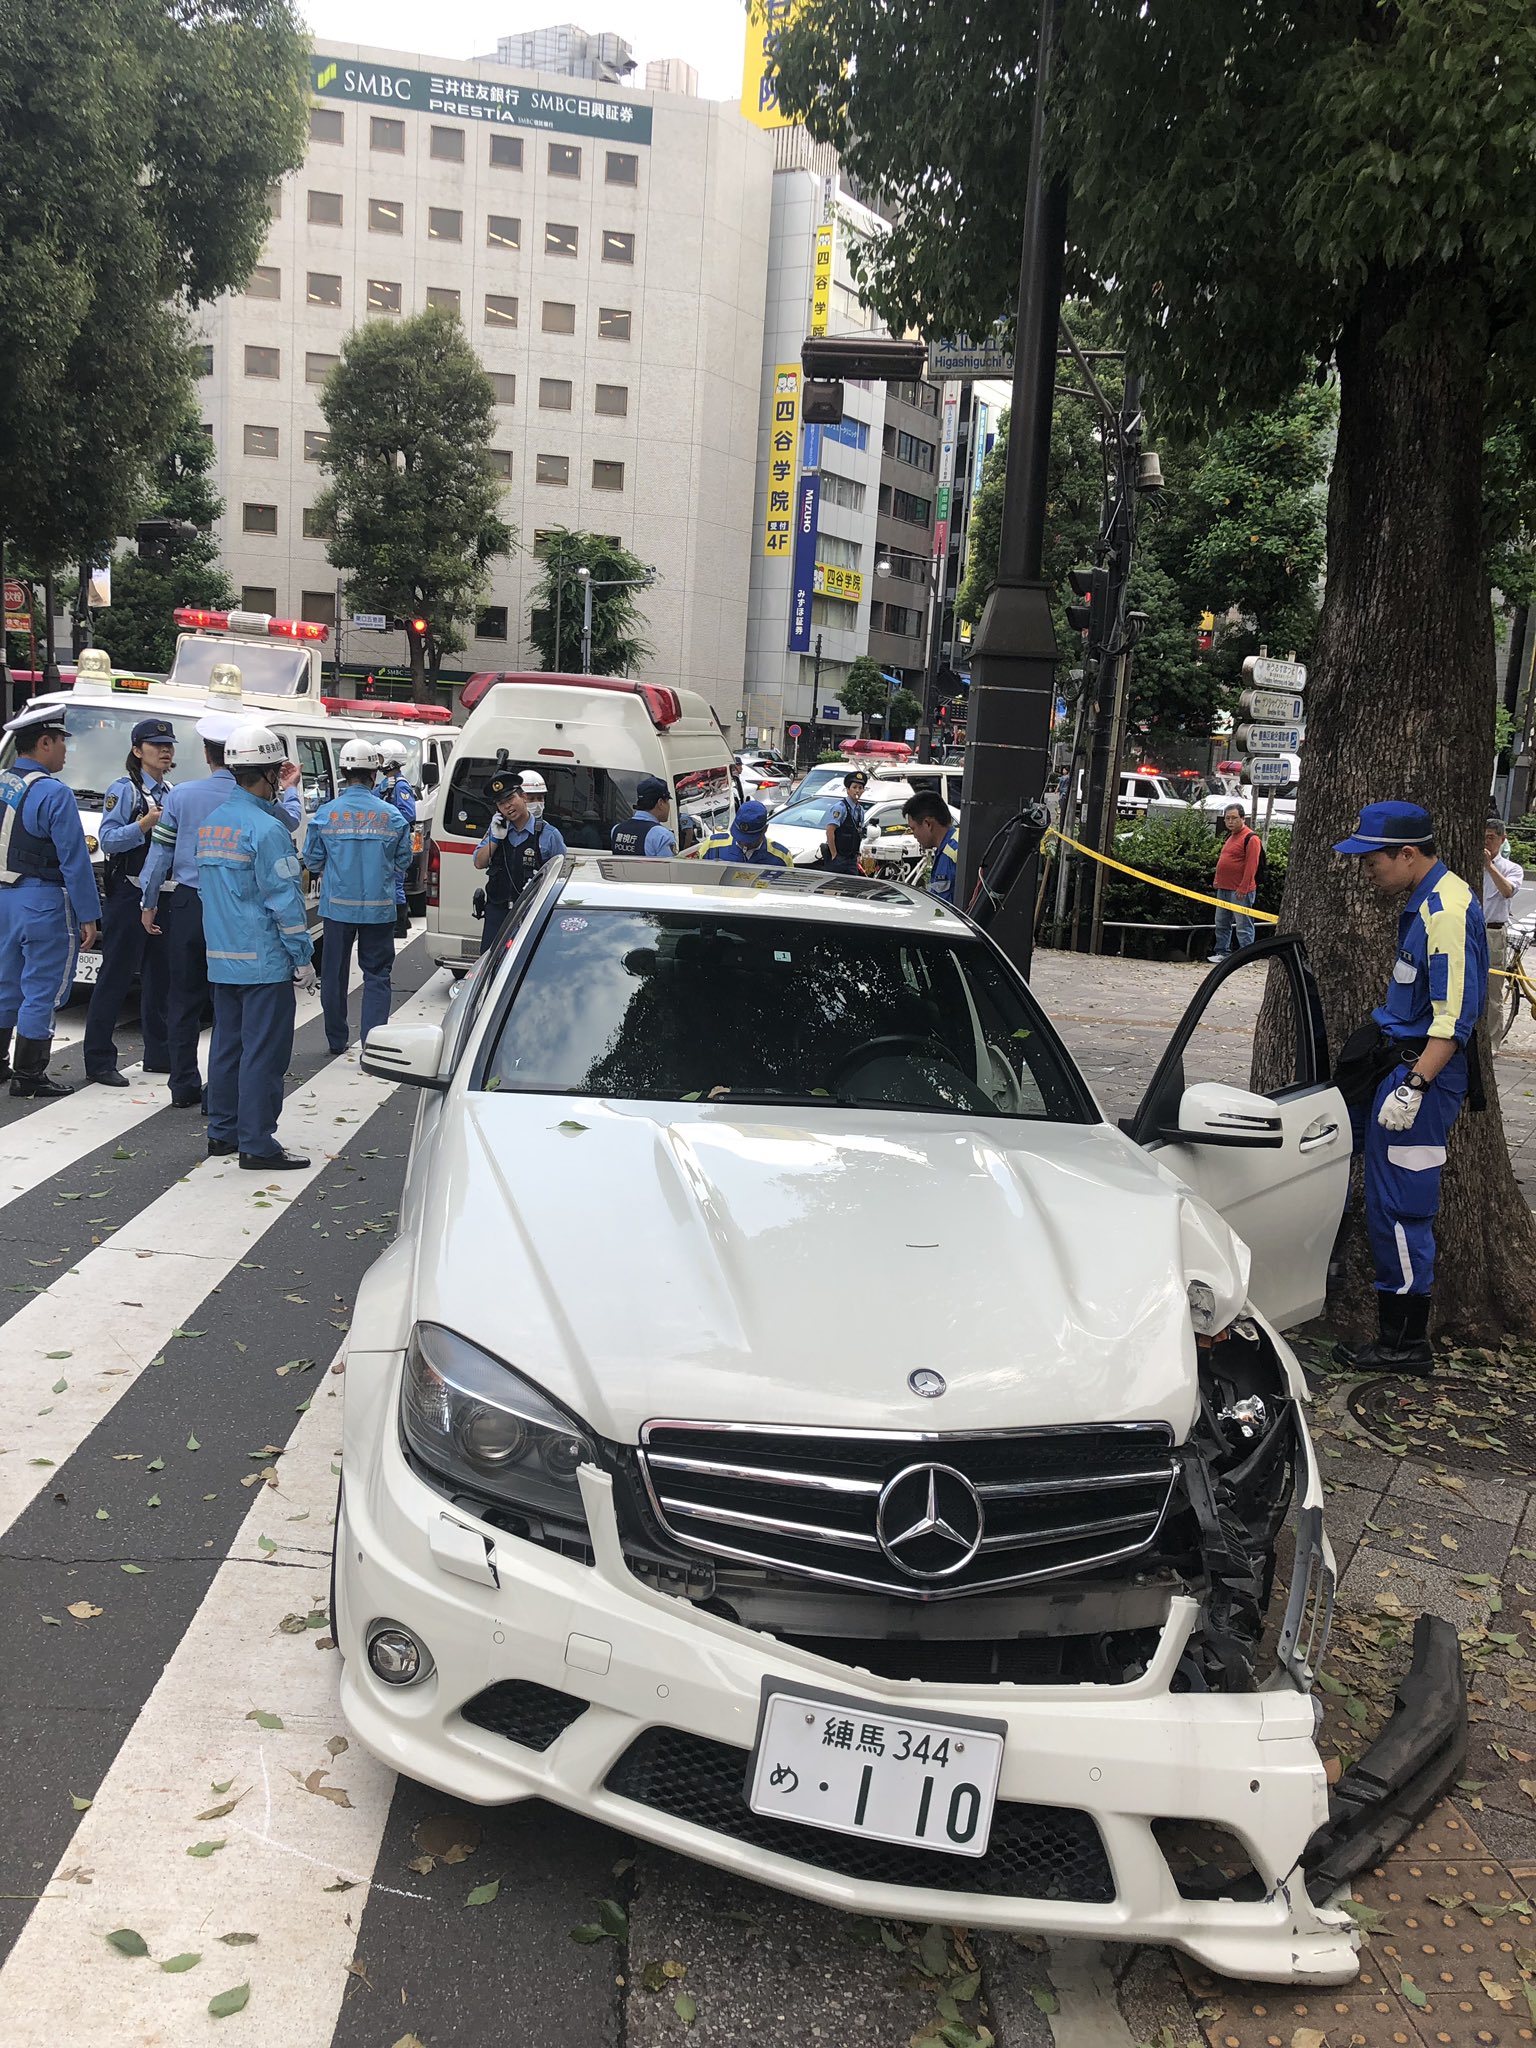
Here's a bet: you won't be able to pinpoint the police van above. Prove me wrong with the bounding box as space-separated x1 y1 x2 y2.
0 608 356 993
426 670 734 974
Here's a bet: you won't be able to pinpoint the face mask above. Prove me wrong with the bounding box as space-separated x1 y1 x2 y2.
527 799 545 820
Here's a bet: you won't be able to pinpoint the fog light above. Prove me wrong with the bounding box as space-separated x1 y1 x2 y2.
366 1619 433 1686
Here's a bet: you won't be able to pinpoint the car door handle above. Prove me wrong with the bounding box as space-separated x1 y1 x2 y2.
1299 1118 1341 1152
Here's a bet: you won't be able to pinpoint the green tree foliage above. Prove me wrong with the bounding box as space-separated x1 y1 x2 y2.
527 530 656 675
839 654 890 735
0 0 308 571
887 687 924 732
93 407 235 674
313 309 514 700
774 0 1536 1337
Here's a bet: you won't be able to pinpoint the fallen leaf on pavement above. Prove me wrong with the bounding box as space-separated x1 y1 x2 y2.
160 1954 201 1974
208 1984 249 2019
303 1769 352 1808
66 1602 101 1620
105 1928 149 1958
466 1879 500 1906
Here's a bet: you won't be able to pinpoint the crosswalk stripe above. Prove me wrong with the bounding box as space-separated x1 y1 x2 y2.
0 969 452 1539
0 1370 397 2048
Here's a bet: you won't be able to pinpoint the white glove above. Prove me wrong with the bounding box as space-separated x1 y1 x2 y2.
1377 1081 1424 1132
489 813 510 841
293 962 318 995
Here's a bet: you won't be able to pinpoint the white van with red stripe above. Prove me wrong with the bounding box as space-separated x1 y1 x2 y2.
425 671 735 973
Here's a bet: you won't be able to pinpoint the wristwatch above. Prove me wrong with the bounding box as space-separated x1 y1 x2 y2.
1403 1069 1429 1093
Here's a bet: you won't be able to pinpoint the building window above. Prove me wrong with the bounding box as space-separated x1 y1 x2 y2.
544 221 579 257
243 424 279 458
242 503 278 535
891 487 932 525
594 382 628 417
822 415 869 452
194 344 214 377
309 107 343 145
301 590 337 629
426 286 461 314
307 190 343 225
199 422 214 437
428 206 462 242
244 345 280 379
489 373 517 405
367 279 402 315
305 351 338 385
430 126 465 162
541 300 576 335
302 506 331 540
877 603 920 636
368 198 404 234
489 133 523 169
592 459 625 491
489 449 512 479
597 305 631 340
536 453 570 486
821 470 866 513
307 272 342 308
242 585 277 613
484 293 518 328
539 377 572 410
303 430 330 462
370 115 405 152
601 229 635 264
476 605 509 640
266 182 283 217
812 594 857 628
246 265 281 300
548 143 581 178
486 213 521 251
897 430 936 473
605 150 638 186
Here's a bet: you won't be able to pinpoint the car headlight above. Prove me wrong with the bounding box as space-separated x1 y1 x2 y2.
401 1322 596 1525
1186 1279 1219 1335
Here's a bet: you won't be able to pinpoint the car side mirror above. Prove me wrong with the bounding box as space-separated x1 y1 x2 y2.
422 760 440 790
1162 1080 1283 1148
361 1021 449 1091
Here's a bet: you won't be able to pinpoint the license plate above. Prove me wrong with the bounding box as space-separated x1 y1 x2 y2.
74 951 101 984
747 1682 1005 1858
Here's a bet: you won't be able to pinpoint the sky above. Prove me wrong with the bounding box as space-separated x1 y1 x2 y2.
301 0 748 98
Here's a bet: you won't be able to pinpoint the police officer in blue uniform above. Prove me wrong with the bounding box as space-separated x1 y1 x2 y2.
198 721 316 1170
83 716 177 1086
823 770 869 874
376 739 416 939
697 799 792 867
0 702 102 1096
902 791 961 903
302 738 413 1053
473 768 567 954
610 776 677 857
1332 802 1488 1375
140 686 300 1109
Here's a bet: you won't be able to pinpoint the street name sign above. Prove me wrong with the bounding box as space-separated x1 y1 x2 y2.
926 333 1015 380
1239 688 1306 723
1242 654 1308 692
1247 757 1293 789
1236 722 1304 754
351 613 388 631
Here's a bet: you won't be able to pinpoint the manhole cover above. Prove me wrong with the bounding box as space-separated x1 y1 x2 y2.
1347 1374 1536 1473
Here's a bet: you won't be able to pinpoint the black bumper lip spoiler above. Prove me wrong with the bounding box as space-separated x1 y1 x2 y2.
1302 1613 1468 1902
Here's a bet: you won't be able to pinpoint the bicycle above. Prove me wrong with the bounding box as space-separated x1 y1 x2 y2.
1492 918 1535 1049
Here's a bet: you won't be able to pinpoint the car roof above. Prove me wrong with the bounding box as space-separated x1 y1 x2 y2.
552 856 971 930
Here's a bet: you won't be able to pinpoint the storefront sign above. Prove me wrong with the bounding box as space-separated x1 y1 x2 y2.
814 562 864 602
810 223 834 337
740 0 798 129
310 56 653 144
761 364 800 556
789 475 821 651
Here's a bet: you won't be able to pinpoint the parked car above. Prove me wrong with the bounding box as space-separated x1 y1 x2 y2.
338 867 1463 1986
735 751 798 809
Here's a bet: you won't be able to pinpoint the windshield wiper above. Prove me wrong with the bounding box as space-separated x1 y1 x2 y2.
683 1089 841 1108
73 789 108 805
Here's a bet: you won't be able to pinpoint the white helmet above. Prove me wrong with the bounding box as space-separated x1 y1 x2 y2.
224 720 287 769
339 737 383 772
376 738 409 769
516 768 548 796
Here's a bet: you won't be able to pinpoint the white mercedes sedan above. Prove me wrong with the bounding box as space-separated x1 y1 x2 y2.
335 860 1464 1985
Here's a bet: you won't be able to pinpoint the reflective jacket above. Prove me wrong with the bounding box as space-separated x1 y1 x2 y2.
302 785 413 924
928 823 961 905
196 786 314 985
698 830 792 868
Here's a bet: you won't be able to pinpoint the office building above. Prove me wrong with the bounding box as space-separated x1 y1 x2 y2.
192 42 771 715
868 377 942 703
478 24 635 83
644 58 698 98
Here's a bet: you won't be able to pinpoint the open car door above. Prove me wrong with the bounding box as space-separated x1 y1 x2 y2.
1122 936 1349 1329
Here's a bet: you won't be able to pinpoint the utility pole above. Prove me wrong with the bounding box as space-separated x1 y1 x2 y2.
812 630 824 733
956 0 1067 972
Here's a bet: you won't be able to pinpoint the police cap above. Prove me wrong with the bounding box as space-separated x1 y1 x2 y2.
1334 801 1435 855
485 769 522 803
636 775 669 809
3 701 70 743
735 799 769 839
131 717 177 746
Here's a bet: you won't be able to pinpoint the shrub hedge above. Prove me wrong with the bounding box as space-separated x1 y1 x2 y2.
1090 810 1289 936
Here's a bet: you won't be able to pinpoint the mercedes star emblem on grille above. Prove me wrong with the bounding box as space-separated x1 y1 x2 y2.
875 1462 985 1579
907 1368 947 1398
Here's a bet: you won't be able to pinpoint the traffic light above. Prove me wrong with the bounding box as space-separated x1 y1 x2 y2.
1064 566 1110 652
410 616 428 636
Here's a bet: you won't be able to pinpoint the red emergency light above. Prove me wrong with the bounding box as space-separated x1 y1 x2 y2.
320 697 452 723
173 607 330 643
459 670 682 728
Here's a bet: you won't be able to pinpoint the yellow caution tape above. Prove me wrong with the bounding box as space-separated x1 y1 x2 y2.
1043 826 1280 924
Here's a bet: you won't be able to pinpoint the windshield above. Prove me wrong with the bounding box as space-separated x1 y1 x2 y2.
480 908 1093 1122
361 732 423 784
168 636 312 697
0 700 205 806
771 795 846 831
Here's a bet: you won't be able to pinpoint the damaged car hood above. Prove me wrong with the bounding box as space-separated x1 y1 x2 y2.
410 1099 1246 1443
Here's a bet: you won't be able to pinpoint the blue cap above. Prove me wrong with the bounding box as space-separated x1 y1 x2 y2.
735 799 768 836
131 717 176 746
636 775 669 809
1334 801 1434 855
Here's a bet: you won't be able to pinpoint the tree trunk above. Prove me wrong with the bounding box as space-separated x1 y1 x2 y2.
1257 266 1536 1345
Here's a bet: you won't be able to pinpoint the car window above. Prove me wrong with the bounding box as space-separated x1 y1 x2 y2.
446 756 648 849
0 702 205 804
296 734 335 810
771 796 844 830
478 908 1094 1122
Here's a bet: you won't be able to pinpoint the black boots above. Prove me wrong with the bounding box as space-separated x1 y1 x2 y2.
0 1028 11 1082
395 905 410 939
9 1035 72 1099
1340 1292 1434 1376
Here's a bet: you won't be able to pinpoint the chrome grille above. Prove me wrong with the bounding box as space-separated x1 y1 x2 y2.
636 1421 1178 1600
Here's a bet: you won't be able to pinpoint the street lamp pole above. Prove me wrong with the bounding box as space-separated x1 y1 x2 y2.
575 564 656 675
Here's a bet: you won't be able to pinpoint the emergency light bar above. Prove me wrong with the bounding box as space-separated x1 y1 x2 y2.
173 607 330 643
459 670 682 727
320 697 452 724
